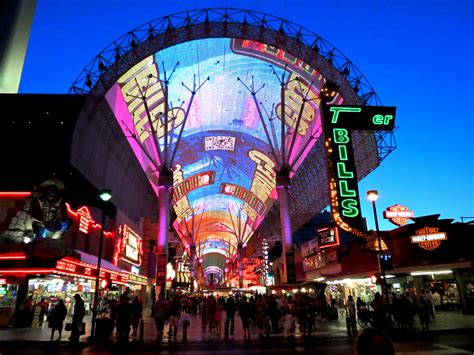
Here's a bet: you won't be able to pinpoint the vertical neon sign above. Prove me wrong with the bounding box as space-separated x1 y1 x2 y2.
323 105 396 235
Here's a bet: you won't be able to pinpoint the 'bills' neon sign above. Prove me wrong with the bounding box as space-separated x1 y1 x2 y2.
323 105 396 243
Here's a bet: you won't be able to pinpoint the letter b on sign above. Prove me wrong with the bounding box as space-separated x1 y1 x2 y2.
333 129 349 144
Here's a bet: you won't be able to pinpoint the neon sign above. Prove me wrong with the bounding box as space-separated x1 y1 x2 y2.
383 204 414 226
316 227 340 248
323 105 396 237
410 227 447 251
66 203 114 238
220 183 266 215
114 225 143 266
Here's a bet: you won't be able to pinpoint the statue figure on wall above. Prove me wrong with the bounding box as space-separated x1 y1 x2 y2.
30 179 70 239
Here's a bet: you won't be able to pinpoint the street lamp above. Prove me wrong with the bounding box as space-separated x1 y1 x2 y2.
366 190 389 303
90 189 112 340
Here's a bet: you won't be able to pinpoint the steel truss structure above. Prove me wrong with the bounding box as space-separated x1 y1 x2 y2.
69 8 395 163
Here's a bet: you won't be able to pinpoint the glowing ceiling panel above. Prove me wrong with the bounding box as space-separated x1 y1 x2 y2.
106 38 344 258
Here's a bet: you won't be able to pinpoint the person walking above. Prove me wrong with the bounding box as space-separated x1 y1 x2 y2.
153 294 169 342
131 296 142 336
115 294 133 342
168 294 182 342
416 293 431 331
201 295 215 338
224 295 236 337
49 299 67 341
255 295 267 339
283 298 295 338
69 294 85 343
214 297 224 337
239 296 251 340
345 295 357 336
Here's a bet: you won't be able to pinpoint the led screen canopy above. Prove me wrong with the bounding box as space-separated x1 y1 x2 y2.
106 37 344 258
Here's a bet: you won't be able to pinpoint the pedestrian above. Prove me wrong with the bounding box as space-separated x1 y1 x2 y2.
283 298 295 338
115 293 133 342
224 295 236 337
154 294 169 342
416 294 430 331
168 294 182 341
424 290 435 320
239 296 251 340
49 299 67 341
69 294 85 343
255 295 267 339
267 295 279 334
131 296 142 336
345 295 357 336
201 295 215 338
214 297 224 337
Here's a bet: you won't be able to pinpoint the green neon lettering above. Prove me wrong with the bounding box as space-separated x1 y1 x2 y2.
341 199 359 217
339 180 356 197
329 106 361 124
384 115 393 125
372 114 384 125
337 162 354 178
372 114 394 125
338 145 348 160
333 128 349 143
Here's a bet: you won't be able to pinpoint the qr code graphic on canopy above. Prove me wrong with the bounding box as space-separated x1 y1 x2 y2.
204 136 235 151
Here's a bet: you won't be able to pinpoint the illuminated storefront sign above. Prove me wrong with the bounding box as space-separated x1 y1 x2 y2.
317 227 340 248
410 227 447 251
262 238 273 286
301 239 319 258
114 225 143 266
383 204 414 226
303 248 339 272
323 105 396 239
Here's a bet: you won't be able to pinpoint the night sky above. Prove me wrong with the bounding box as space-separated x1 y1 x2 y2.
18 0 474 230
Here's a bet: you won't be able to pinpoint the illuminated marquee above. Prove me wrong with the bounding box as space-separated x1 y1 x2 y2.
220 183 266 216
383 204 414 226
172 171 215 203
114 225 143 266
410 227 447 251
323 105 396 236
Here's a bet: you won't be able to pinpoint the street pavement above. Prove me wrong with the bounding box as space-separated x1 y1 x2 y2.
0 309 473 354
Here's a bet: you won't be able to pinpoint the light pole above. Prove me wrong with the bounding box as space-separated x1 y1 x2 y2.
366 190 389 303
90 189 112 340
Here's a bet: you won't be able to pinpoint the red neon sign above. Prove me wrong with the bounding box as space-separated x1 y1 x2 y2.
114 225 143 266
383 204 414 226
66 203 114 238
0 253 27 260
56 260 77 273
0 192 31 198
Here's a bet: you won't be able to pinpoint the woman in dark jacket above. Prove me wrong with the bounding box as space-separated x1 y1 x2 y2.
49 299 68 341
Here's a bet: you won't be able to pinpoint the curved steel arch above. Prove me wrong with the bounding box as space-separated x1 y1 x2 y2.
69 8 395 161
70 8 376 103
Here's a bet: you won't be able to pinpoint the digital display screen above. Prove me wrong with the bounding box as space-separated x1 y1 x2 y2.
106 38 344 258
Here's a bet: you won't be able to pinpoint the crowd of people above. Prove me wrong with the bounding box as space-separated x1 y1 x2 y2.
353 289 437 333
20 287 438 346
152 292 330 342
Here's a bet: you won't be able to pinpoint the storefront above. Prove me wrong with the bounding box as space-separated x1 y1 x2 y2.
387 215 474 314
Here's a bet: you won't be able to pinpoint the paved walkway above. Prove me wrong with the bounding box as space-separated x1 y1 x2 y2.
0 308 473 343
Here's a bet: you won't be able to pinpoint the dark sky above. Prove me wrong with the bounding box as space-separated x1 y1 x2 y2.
19 0 474 230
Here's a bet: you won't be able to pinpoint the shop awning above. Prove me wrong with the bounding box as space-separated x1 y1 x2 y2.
74 250 122 273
